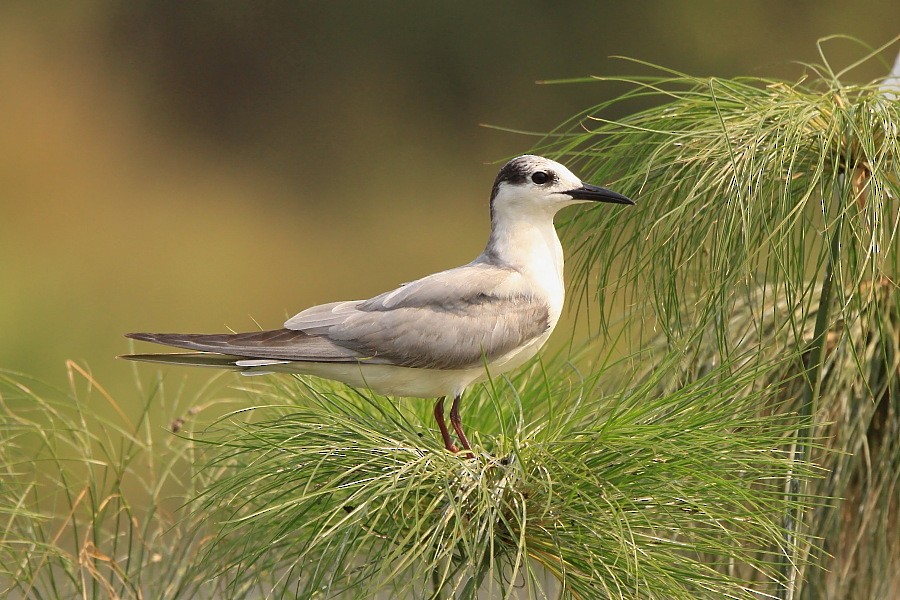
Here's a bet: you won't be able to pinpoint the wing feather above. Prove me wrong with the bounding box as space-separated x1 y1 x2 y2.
283 262 551 370
129 262 552 371
125 330 372 362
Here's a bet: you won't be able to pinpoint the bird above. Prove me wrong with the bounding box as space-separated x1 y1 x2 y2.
122 155 634 453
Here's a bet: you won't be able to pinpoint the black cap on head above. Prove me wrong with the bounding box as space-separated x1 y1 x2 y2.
490 156 534 202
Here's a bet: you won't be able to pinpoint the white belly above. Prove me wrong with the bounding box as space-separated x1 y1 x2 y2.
274 361 485 398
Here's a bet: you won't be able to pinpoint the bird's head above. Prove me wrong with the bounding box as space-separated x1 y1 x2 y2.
489 155 633 223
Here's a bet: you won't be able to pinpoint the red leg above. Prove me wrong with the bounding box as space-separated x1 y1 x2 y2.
449 394 472 453
434 397 457 452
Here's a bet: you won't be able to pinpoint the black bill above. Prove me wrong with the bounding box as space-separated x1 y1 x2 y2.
565 183 634 205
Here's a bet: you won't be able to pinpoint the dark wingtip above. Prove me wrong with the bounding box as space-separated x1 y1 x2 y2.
118 353 149 362
117 353 165 362
125 332 152 341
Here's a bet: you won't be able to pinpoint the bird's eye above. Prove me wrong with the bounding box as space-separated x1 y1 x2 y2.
531 171 550 185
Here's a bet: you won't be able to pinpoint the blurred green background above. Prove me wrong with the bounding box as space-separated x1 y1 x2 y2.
1 1 897 401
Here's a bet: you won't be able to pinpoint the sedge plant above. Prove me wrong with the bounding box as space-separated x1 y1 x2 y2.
533 35 899 599
2 350 816 598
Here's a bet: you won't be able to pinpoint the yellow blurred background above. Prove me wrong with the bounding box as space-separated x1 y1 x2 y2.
1 1 897 402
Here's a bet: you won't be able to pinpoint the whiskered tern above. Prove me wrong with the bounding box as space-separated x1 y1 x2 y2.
122 155 634 453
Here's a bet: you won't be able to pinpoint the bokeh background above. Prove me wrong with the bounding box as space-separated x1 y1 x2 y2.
1 1 897 401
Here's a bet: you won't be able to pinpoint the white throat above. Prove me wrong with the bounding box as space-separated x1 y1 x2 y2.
481 192 578 328
485 205 565 282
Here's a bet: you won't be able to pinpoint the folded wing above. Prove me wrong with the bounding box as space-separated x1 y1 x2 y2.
286 263 551 370
127 262 551 371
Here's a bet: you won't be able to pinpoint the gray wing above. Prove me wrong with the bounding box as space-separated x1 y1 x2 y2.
284 263 551 370
126 263 551 370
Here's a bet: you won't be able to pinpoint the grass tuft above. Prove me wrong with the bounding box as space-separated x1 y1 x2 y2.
534 36 900 345
177 353 815 599
1 354 817 599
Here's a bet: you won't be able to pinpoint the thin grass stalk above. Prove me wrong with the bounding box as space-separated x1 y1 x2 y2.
458 544 493 600
779 197 843 599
